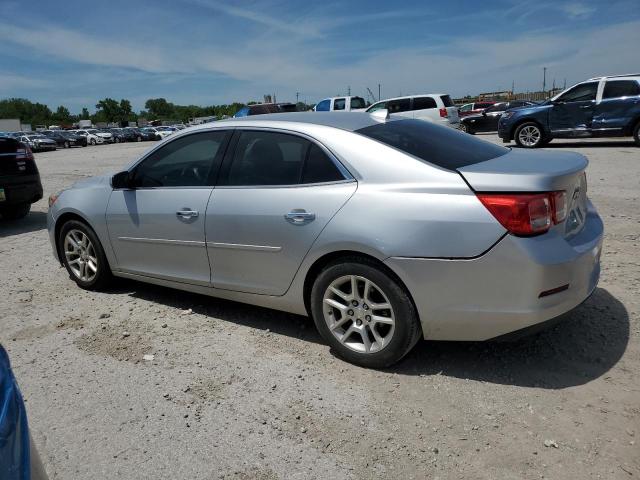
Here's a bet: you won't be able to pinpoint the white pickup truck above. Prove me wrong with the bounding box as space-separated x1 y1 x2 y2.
313 96 367 112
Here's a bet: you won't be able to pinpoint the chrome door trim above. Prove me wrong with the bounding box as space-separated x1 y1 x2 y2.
118 236 206 247
206 241 282 252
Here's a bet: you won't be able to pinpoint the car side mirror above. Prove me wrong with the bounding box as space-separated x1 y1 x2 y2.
482 111 487 116
112 170 134 189
551 99 564 105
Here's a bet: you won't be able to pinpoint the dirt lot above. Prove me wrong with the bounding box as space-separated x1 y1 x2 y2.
1 136 638 479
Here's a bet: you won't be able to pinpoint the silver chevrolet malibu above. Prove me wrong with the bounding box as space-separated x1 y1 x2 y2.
47 112 603 368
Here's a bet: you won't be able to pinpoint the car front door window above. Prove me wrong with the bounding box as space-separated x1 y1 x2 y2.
133 131 227 187
557 83 598 103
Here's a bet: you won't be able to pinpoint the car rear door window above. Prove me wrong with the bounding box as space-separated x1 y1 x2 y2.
367 101 387 113
440 95 454 107
333 98 346 111
603 80 640 99
223 131 345 186
558 82 598 102
387 98 411 113
412 97 437 110
350 97 366 109
356 119 508 170
133 131 228 187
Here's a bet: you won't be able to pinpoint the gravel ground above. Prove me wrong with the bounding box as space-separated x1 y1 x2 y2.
1 135 638 479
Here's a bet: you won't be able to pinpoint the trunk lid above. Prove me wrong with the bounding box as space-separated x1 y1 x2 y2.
0 137 38 176
458 148 589 238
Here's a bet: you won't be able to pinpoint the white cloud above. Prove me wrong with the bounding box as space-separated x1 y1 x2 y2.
562 2 596 18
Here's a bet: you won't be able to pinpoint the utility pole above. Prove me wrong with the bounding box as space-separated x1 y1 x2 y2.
296 92 299 103
347 85 351 96
378 84 381 102
511 80 515 98
563 78 567 89
542 67 547 93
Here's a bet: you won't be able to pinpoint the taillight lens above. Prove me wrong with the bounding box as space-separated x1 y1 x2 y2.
439 108 448 118
16 145 34 161
477 192 566 236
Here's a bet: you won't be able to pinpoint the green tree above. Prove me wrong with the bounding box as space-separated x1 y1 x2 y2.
0 98 52 127
80 107 90 120
95 98 122 123
52 105 72 124
144 98 174 119
119 99 133 119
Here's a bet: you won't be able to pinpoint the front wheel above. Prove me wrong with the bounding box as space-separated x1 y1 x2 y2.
515 122 544 148
310 259 421 368
90 138 96 145
59 220 112 290
633 121 640 147
0 203 31 220
64 141 70 148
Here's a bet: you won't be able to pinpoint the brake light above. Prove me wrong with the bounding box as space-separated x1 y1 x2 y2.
477 192 566 236
15 145 34 161
439 108 448 118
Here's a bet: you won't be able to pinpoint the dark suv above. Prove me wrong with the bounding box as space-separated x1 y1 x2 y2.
498 74 640 147
0 136 43 219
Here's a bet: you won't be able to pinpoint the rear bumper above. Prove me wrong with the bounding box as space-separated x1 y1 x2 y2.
0 175 43 206
385 201 603 341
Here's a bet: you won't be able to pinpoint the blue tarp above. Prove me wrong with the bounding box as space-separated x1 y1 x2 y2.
0 345 30 480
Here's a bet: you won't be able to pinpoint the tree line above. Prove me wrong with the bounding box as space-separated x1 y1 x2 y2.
0 97 312 127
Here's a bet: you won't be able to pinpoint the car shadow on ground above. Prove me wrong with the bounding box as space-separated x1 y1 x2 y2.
111 281 627 389
395 288 628 388
0 211 48 238
513 140 637 149
111 279 324 344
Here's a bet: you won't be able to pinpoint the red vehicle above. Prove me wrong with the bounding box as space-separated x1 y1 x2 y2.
457 101 496 117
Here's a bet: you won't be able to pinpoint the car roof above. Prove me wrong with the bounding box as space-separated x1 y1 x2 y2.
192 111 386 132
587 73 640 81
372 94 448 103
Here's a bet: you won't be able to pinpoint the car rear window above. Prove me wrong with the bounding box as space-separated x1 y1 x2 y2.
355 119 509 170
440 95 454 107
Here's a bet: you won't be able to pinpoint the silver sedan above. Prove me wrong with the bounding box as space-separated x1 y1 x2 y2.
47 112 603 368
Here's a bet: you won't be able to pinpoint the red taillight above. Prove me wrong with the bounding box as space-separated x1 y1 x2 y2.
477 192 566 236
439 108 448 118
16 145 34 161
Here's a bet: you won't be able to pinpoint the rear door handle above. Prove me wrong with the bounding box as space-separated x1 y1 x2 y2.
176 209 199 219
284 210 315 225
579 105 592 109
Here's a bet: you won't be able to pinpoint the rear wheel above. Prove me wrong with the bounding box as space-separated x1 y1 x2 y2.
59 220 112 290
64 141 70 148
0 203 31 220
90 138 96 145
459 123 474 134
310 259 421 368
633 121 640 146
515 122 544 148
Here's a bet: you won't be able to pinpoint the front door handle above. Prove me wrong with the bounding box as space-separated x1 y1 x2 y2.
579 105 592 109
284 210 316 225
176 209 199 219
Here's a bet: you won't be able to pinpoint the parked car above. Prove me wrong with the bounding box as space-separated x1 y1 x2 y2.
88 128 113 144
366 94 460 128
313 96 367 112
155 126 178 138
47 112 602 368
234 103 298 117
106 128 128 143
18 134 57 152
457 101 497 117
0 136 43 219
0 344 49 479
459 101 537 134
73 129 104 145
137 127 160 141
41 130 87 148
499 74 640 148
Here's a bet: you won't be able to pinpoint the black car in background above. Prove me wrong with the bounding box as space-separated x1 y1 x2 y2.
42 130 87 148
106 128 128 143
460 100 537 134
138 127 160 141
234 102 298 117
0 137 43 219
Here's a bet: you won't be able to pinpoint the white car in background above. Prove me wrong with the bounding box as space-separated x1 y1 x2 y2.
73 129 104 145
313 96 367 112
366 94 460 128
144 126 177 139
87 128 113 144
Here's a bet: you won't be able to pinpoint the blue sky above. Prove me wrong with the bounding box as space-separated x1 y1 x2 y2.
0 0 638 113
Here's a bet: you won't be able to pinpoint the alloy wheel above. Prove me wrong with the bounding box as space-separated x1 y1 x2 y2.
322 275 395 354
518 125 541 147
64 229 98 282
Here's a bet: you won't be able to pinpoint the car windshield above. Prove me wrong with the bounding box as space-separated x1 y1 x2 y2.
356 119 509 170
87 129 98 134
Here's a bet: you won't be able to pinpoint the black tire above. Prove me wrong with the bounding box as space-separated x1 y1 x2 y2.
58 219 112 290
64 141 70 149
0 203 31 220
459 123 474 134
633 121 640 147
115 137 120 143
310 257 421 368
514 122 544 148
90 138 96 145
137 136 142 142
